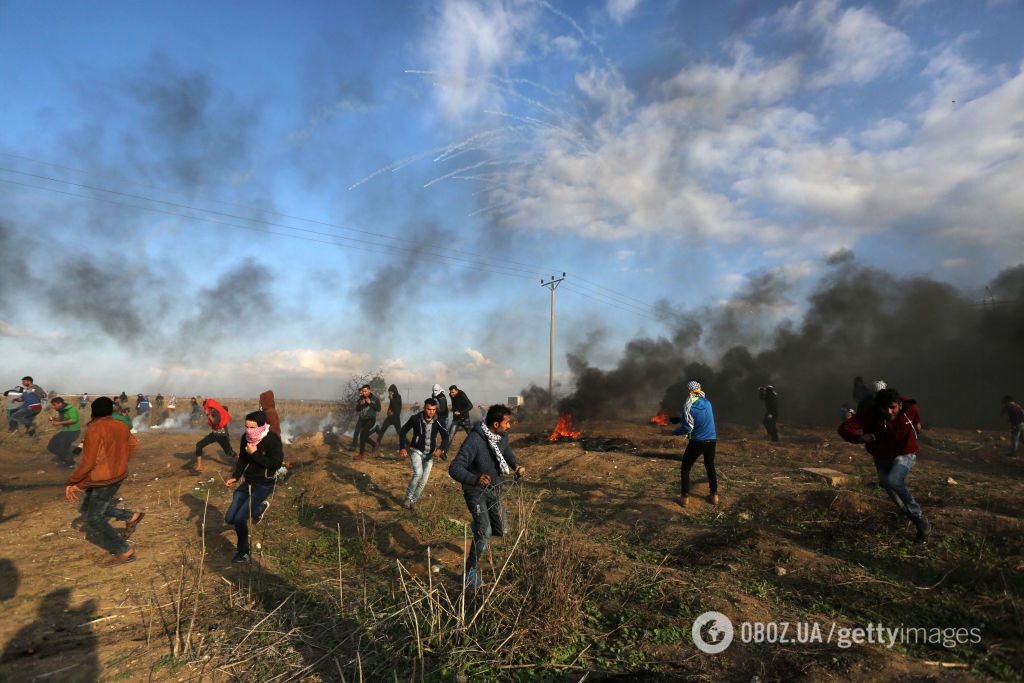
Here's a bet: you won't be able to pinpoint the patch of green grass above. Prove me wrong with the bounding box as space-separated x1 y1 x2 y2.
151 654 186 674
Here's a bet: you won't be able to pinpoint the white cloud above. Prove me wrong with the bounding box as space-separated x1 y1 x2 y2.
777 0 912 88
858 118 909 148
465 346 494 366
607 0 641 24
551 34 580 57
249 348 369 377
426 0 536 121
0 320 63 340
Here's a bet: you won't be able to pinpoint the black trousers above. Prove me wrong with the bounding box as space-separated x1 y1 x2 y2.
370 415 402 444
681 439 717 496
763 414 779 441
352 418 375 453
196 429 234 458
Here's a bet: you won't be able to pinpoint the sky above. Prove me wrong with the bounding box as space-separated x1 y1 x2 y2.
0 0 1022 403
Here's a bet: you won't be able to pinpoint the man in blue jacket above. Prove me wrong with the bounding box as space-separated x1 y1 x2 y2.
448 404 526 589
673 380 719 507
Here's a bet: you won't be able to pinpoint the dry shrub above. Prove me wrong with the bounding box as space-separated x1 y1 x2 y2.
520 522 601 637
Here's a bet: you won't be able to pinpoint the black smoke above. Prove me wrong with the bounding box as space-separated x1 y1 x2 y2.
550 262 1024 429
353 222 452 324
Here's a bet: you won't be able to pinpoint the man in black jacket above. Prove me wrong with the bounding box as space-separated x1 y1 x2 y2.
758 385 780 442
398 398 450 509
370 384 403 454
448 404 525 589
351 384 381 459
448 385 474 439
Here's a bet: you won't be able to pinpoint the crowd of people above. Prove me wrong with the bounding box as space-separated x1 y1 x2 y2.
7 371 1021 584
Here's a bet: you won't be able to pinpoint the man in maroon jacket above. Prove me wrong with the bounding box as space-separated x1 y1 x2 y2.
839 388 930 543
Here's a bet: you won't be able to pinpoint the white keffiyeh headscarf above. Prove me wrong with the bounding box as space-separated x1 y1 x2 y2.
480 423 511 475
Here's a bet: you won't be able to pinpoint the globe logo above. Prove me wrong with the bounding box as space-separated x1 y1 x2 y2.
692 611 734 654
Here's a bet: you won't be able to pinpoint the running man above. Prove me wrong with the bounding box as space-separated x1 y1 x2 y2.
448 404 525 589
195 398 234 472
47 397 81 468
398 397 449 510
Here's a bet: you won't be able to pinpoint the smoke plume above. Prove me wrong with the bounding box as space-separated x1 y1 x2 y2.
551 261 1024 429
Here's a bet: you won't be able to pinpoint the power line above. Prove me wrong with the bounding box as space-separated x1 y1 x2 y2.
0 153 667 320
0 151 668 316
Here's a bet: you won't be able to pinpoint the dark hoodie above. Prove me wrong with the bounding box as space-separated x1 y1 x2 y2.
450 389 473 417
385 384 402 418
259 389 281 436
233 411 284 485
448 423 519 490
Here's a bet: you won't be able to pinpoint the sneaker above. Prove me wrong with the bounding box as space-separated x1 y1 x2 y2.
678 495 689 508
232 552 251 563
913 516 931 543
354 452 366 460
402 499 414 510
465 568 483 589
708 494 720 505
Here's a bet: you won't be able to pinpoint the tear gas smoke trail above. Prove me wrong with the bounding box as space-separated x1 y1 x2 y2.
423 159 501 188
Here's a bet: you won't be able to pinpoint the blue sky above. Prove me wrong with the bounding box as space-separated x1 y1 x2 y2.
0 0 1021 402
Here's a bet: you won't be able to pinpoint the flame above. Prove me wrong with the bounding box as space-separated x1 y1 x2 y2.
649 410 670 426
548 413 581 441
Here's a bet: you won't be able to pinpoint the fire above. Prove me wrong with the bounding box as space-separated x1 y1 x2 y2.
548 413 581 441
649 410 670 426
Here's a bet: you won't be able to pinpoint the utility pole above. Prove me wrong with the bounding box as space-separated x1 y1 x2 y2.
541 273 566 414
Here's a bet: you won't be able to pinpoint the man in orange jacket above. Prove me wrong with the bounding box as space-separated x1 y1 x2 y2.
65 397 144 566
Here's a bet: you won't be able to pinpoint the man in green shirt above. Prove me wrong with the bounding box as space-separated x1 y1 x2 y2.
47 397 81 468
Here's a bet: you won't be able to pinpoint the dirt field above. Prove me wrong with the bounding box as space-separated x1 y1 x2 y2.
0 411 1021 681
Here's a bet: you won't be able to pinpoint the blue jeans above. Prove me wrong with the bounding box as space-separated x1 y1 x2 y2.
463 487 506 571
873 453 922 519
225 482 274 555
48 430 81 465
81 483 133 554
8 405 38 432
405 449 433 503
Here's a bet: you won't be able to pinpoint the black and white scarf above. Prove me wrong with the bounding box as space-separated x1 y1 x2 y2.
480 423 511 475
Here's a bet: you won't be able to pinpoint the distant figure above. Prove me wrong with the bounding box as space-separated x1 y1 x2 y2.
154 393 164 409
259 389 281 436
47 397 81 468
432 384 450 430
136 394 151 416
852 376 871 405
839 388 930 543
1002 395 1024 456
449 385 475 439
195 398 234 473
224 411 284 563
119 391 128 405
448 404 525 590
190 397 201 424
167 395 177 410
65 397 144 565
674 381 719 507
370 384 402 453
79 392 89 410
351 384 380 459
399 397 450 510
758 385 780 442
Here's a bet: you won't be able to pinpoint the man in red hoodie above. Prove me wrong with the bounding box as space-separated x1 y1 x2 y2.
194 398 235 473
839 388 930 543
